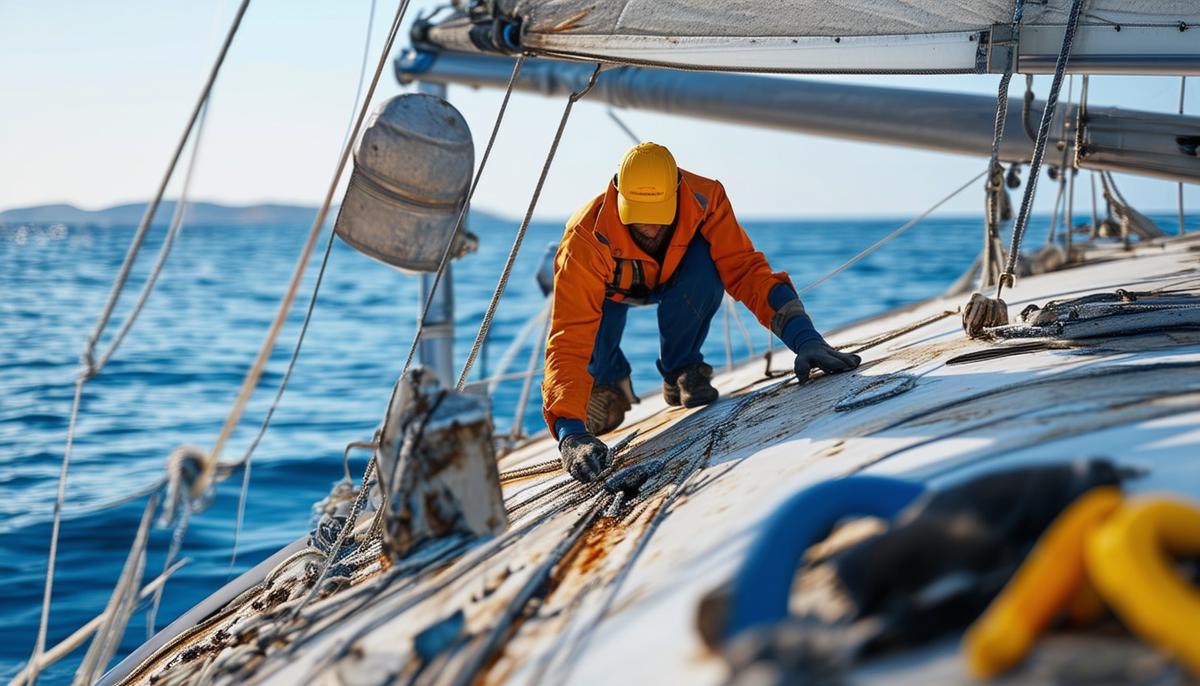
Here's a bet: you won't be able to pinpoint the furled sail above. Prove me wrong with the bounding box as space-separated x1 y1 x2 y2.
420 0 1200 74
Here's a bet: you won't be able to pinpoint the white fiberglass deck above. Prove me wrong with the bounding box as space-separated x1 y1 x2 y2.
117 234 1200 686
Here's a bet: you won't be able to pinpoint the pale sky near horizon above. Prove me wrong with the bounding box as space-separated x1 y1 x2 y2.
2 1 1197 220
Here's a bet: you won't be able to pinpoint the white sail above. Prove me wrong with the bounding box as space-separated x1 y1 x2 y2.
425 0 1200 74
506 0 1191 39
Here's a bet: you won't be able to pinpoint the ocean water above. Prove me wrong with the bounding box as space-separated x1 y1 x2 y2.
0 211 1189 682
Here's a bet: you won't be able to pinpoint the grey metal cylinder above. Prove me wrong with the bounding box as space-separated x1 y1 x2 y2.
335 93 475 272
396 51 1200 184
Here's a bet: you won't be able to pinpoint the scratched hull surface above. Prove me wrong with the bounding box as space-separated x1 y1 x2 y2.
109 234 1200 685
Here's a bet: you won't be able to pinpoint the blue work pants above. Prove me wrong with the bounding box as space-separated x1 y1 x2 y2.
587 235 725 385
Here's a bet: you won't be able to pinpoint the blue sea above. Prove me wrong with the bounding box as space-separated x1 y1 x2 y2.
0 211 1191 682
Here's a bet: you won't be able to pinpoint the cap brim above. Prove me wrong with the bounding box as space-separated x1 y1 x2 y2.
617 193 677 225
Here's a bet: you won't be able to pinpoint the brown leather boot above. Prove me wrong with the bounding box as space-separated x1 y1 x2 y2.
586 376 637 435
663 363 718 408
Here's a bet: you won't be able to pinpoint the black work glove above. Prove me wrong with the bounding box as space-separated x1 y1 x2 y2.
559 432 610 483
793 339 861 384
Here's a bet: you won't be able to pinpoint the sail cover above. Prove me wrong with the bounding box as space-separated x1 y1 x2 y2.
423 0 1200 74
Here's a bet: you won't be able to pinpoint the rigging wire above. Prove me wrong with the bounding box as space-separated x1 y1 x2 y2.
225 0 414 573
1180 77 1188 236
511 305 553 440
1046 75 1074 246
455 64 603 391
80 0 252 377
205 0 381 471
9 560 189 686
998 0 1088 299
607 107 641 145
133 95 214 637
798 170 987 295
727 295 757 359
978 0 1027 291
1066 74 1081 254
399 55 528 376
24 4 252 682
94 99 213 374
341 0 379 153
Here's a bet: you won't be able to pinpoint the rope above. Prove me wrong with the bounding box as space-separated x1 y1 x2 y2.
727 295 756 359
722 298 734 371
29 7 252 670
1045 168 1067 245
606 107 641 145
292 456 378 616
208 0 391 470
26 380 82 686
798 169 986 295
341 0 379 153
1022 75 1038 143
145 505 192 638
225 0 413 573
498 459 563 483
74 495 157 685
999 0 1089 298
979 0 1026 290
1049 75 1075 247
511 304 553 440
1074 75 1089 172
92 100 213 373
455 64 603 391
1180 77 1188 236
9 560 189 686
1065 75 1078 254
487 299 551 396
81 0 251 377
399 55 527 376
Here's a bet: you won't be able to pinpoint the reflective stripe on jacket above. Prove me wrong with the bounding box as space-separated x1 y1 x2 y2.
541 169 793 432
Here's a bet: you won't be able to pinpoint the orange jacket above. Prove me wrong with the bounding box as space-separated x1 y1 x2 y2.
541 169 793 433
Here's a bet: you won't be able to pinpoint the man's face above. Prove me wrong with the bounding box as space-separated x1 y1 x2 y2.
628 223 670 240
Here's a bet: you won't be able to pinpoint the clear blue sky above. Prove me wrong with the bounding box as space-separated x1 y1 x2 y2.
1 0 1196 219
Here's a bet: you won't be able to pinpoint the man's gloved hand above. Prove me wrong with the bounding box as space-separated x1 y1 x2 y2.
559 432 610 483
768 284 861 384
792 339 861 384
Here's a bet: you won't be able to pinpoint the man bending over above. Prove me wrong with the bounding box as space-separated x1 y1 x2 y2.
542 143 860 483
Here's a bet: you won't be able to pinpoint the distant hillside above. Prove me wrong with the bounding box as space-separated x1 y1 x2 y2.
0 201 506 227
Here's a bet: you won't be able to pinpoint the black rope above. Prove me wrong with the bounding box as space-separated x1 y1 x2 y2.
999 0 1089 298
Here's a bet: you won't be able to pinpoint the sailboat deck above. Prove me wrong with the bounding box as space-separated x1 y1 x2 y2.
113 234 1200 685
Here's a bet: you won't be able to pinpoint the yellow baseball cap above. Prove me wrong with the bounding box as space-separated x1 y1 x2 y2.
616 142 678 225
